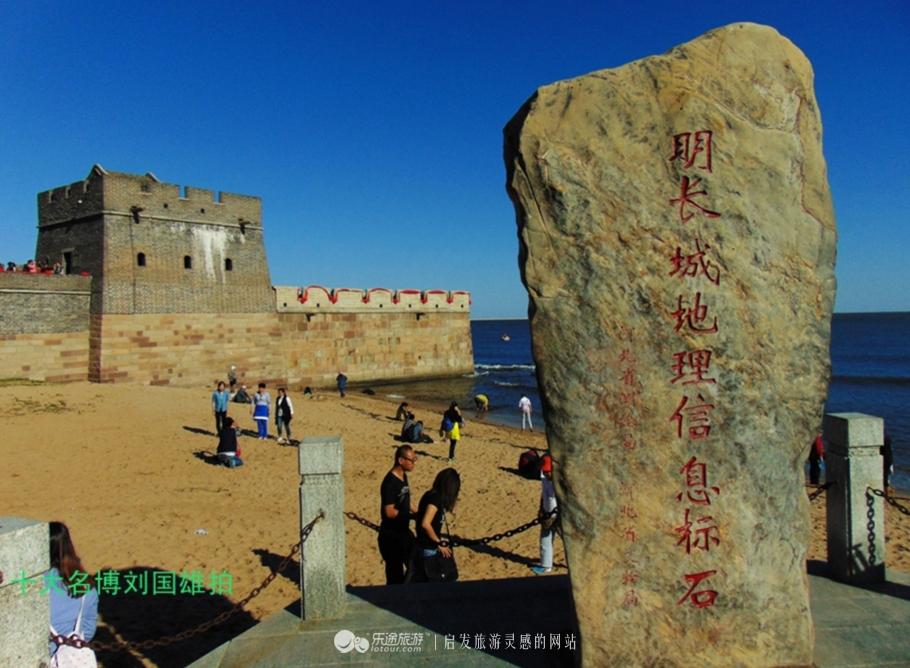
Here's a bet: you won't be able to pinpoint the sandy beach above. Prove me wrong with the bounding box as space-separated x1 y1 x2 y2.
2 380 908 667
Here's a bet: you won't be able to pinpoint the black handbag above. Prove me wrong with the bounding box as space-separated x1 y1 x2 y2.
423 551 458 581
423 512 458 582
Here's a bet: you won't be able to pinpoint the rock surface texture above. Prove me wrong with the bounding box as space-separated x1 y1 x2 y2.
504 23 836 667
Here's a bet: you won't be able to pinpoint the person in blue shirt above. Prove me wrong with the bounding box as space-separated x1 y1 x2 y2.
46 521 98 660
211 380 230 436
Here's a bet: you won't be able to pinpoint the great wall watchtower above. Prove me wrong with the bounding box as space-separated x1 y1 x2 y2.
36 164 272 315
0 166 473 387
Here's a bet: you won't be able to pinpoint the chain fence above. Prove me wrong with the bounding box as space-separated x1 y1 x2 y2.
444 508 559 548
50 512 324 654
806 481 835 502
868 487 910 517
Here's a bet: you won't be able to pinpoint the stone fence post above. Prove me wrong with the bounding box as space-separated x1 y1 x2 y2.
0 518 49 666
298 436 345 620
823 413 886 584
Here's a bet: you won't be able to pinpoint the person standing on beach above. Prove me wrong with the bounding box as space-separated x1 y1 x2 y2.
519 395 533 431
440 402 464 460
47 522 98 663
532 453 558 574
413 467 461 582
212 381 230 436
378 445 418 584
252 383 271 440
474 394 489 414
275 387 294 445
883 434 894 492
808 433 824 485
336 372 348 397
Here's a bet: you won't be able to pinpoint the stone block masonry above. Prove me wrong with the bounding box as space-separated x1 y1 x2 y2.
3 166 474 387
0 273 90 381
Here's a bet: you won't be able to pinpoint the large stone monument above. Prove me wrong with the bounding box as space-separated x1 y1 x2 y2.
504 23 836 667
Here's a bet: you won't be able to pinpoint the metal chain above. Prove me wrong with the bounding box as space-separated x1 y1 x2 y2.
344 511 380 531
806 481 835 502
445 508 559 548
50 512 324 653
868 487 910 517
866 489 877 566
344 509 557 548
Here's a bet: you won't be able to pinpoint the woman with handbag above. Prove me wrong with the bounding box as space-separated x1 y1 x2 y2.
413 467 461 582
47 521 99 667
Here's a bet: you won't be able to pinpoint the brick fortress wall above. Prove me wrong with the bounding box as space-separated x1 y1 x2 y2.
8 167 474 387
0 273 91 382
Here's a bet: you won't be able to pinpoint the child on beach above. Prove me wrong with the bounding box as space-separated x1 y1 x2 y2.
252 383 271 440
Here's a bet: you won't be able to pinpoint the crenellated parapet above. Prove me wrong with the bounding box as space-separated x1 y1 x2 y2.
38 164 261 229
274 285 471 313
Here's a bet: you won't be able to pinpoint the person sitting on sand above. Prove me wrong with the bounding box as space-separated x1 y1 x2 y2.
413 467 461 582
395 401 410 421
217 417 243 467
47 521 98 664
233 384 252 403
378 445 418 584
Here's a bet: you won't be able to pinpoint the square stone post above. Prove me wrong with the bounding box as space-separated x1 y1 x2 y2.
0 518 50 666
298 436 345 620
823 413 886 584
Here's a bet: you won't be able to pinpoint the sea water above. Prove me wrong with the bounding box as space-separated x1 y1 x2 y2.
374 314 909 490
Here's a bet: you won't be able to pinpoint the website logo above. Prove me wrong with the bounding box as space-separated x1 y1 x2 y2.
334 629 370 654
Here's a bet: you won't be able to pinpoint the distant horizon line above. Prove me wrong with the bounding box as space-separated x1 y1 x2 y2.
472 309 910 322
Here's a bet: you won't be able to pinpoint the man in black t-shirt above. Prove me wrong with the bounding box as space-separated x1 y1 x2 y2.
378 445 418 584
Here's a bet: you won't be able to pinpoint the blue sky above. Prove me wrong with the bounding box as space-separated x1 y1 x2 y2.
1 1 907 318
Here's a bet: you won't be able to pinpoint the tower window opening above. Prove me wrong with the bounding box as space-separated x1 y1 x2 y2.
225 258 233 271
184 255 192 269
137 253 146 267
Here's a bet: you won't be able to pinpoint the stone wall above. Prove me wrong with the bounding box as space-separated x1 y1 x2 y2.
0 273 90 381
88 313 286 385
280 310 473 387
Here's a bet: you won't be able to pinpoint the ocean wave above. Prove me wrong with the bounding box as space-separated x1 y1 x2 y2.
493 380 522 387
465 370 490 378
832 374 910 387
476 363 536 371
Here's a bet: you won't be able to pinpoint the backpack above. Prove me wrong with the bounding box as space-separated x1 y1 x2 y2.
50 595 97 667
518 449 541 479
441 417 454 432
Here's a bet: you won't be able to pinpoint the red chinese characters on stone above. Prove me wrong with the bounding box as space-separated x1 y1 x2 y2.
672 292 718 334
669 176 721 224
669 239 720 286
623 589 641 608
675 508 721 554
677 570 718 608
670 349 716 386
670 393 715 440
622 570 640 586
670 131 713 172
676 456 720 505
